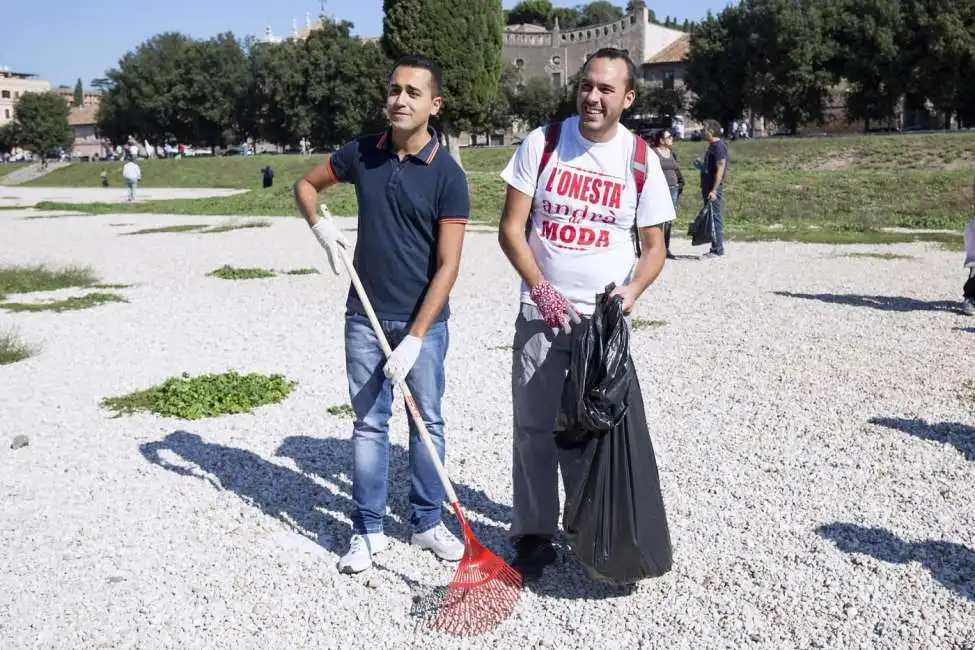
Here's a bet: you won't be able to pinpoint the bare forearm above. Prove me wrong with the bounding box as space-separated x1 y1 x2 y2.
293 178 322 225
409 265 460 338
499 227 544 289
628 237 666 299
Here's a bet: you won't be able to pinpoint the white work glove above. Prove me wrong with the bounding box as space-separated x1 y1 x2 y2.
383 335 423 386
311 205 351 275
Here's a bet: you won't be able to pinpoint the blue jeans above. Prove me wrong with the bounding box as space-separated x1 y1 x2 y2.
701 187 725 255
127 181 137 201
344 312 449 535
664 186 680 253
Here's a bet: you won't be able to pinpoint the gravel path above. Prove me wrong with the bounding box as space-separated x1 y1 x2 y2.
1 210 973 649
0 187 247 208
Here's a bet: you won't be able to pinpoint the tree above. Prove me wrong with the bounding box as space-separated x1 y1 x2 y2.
577 1 624 27
628 83 687 119
11 91 74 158
382 0 505 165
302 21 391 149
97 32 195 144
742 0 834 133
90 77 112 92
823 0 903 131
507 0 553 26
0 123 18 155
683 6 752 133
509 76 561 129
172 32 251 147
73 79 84 107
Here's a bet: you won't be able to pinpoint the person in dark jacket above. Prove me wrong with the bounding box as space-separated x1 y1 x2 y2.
261 165 274 189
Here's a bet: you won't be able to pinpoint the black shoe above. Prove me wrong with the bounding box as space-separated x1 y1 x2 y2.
511 535 557 582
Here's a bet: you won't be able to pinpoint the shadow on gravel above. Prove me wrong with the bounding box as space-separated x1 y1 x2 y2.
954 326 975 333
138 430 513 557
816 523 975 603
275 434 513 551
139 430 355 556
869 417 975 462
773 292 963 313
139 430 654 603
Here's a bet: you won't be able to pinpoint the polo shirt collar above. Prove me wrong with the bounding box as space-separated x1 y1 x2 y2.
376 126 440 164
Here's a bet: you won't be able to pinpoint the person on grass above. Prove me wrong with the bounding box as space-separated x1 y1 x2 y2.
497 47 675 581
293 53 470 574
693 119 729 258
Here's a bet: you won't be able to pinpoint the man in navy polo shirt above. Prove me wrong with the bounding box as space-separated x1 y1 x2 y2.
293 54 470 574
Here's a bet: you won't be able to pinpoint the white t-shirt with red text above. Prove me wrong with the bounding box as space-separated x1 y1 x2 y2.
500 116 676 314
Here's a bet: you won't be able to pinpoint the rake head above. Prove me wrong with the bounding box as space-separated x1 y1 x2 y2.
426 504 522 637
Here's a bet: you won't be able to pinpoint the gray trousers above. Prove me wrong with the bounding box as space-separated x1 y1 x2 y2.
510 302 582 542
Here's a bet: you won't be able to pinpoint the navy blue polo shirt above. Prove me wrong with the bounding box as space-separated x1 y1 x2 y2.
327 127 469 323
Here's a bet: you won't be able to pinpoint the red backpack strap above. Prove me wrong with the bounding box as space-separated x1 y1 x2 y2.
631 134 648 197
536 121 562 183
630 134 649 257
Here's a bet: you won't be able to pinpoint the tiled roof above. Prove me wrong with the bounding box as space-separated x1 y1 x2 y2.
68 105 98 126
646 34 690 65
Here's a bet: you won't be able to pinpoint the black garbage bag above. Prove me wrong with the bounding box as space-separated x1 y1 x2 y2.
687 200 716 247
554 286 673 585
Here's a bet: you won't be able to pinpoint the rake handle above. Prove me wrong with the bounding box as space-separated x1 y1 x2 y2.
334 245 461 508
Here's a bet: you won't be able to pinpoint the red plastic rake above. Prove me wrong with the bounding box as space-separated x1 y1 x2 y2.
321 206 522 636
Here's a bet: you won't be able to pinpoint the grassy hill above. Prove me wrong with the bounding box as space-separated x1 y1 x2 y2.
30 131 975 243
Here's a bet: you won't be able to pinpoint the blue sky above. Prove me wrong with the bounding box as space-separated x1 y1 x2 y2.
0 0 725 88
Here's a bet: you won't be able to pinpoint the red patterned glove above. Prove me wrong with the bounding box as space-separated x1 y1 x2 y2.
530 281 568 328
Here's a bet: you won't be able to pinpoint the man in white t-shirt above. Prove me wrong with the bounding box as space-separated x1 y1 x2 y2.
498 48 675 581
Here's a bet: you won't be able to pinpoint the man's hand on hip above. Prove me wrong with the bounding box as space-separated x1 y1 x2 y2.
384 335 423 385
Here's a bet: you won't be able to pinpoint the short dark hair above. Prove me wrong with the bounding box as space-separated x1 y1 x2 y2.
651 129 671 147
702 119 722 136
582 47 637 92
391 53 443 95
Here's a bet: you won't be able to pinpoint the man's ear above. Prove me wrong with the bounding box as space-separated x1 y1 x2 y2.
430 95 442 116
622 89 635 111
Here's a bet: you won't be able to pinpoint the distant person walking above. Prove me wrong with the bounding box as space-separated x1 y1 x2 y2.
693 119 729 258
261 165 274 189
651 128 684 259
122 158 141 202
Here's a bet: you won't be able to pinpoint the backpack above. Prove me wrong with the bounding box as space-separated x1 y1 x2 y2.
530 120 649 256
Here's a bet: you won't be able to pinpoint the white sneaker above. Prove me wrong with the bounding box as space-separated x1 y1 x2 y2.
337 532 388 574
412 522 465 561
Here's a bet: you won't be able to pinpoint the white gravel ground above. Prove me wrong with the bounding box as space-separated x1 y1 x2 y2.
1 209 973 650
0 187 247 208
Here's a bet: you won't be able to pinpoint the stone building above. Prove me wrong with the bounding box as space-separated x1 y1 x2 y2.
0 66 51 127
503 7 687 90
56 85 103 108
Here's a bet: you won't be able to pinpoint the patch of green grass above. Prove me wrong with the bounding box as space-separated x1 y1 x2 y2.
100 370 297 420
123 224 210 235
840 252 916 260
327 404 354 418
631 318 667 331
0 329 36 365
727 227 965 248
0 264 98 300
121 219 271 236
285 268 320 275
206 265 277 280
0 163 28 180
961 380 975 409
201 219 272 233
1 292 127 313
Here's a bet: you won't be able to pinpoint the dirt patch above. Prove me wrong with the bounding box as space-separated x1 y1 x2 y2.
804 154 856 171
